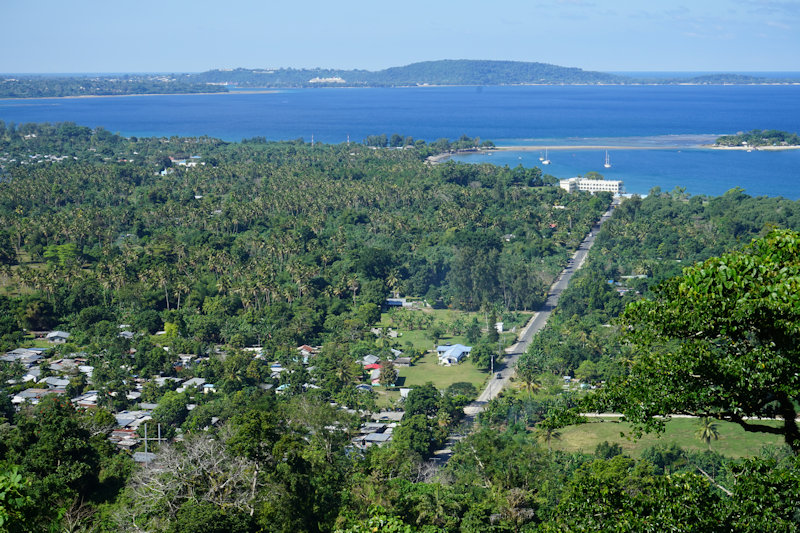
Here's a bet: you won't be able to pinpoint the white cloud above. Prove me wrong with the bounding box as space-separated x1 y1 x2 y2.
750 0 800 16
765 20 792 30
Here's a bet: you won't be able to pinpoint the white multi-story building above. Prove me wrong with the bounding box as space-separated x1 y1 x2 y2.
559 177 624 194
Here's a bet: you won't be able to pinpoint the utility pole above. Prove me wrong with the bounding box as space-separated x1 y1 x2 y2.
142 422 164 464
489 349 494 397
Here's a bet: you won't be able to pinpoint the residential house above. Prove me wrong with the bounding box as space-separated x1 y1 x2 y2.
369 368 381 385
370 411 404 422
352 422 396 449
297 344 318 356
40 376 70 389
46 331 71 344
384 298 409 308
436 344 472 366
11 387 64 406
153 376 183 387
362 354 380 366
49 358 78 372
72 390 100 408
177 377 206 393
2 347 46 367
21 366 41 382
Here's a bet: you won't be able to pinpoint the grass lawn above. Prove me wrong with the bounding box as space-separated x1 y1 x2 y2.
553 417 785 458
378 308 530 353
29 339 55 349
371 307 532 406
396 350 489 393
374 389 402 409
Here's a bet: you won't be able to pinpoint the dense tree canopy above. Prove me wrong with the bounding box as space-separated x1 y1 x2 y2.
5 124 800 531
591 229 800 452
715 129 800 147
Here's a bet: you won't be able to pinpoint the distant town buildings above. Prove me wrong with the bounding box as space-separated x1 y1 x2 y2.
560 177 623 195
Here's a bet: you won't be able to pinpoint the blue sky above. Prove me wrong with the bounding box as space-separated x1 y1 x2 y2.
3 0 798 73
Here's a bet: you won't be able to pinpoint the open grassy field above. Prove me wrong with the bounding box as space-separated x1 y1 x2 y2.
374 352 488 409
553 416 785 458
399 351 488 390
372 307 529 407
377 308 530 353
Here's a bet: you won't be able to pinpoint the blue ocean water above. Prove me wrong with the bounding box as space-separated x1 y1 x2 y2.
1 85 799 197
451 147 800 198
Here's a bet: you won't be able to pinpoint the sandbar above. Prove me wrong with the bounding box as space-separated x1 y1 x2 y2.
495 145 679 151
428 142 800 164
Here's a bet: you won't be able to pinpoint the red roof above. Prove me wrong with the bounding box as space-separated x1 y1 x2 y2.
364 363 381 370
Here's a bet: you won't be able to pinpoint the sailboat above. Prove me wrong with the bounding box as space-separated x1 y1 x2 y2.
604 150 611 169
538 151 545 161
542 148 550 165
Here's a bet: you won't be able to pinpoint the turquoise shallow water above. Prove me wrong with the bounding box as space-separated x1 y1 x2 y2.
451 145 800 198
1 85 799 197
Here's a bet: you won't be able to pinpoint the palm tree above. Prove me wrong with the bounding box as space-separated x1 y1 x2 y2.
520 373 542 398
534 424 561 450
347 275 360 305
516 356 543 397
696 417 720 451
386 268 401 298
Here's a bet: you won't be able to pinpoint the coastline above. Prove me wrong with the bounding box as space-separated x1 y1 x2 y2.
0 89 279 102
428 142 800 164
495 145 680 151
426 151 480 163
2 80 800 102
701 144 800 151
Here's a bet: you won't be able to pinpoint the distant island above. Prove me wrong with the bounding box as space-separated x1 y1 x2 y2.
3 60 800 98
183 60 800 88
712 129 800 150
0 75 227 99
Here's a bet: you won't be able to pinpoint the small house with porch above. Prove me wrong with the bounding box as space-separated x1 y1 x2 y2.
46 331 71 344
436 344 472 366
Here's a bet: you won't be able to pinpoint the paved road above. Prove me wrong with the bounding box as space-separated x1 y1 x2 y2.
432 199 618 464
471 198 617 407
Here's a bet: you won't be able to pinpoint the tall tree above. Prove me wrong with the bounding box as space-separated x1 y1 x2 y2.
695 417 720 451
589 230 800 452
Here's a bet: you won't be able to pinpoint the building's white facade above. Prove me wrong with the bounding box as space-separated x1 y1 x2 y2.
559 177 623 194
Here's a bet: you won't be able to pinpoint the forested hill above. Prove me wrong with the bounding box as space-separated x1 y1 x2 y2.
185 60 800 87
4 62 799 97
185 60 624 87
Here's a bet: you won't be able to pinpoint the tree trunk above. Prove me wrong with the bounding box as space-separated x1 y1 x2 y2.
778 393 800 453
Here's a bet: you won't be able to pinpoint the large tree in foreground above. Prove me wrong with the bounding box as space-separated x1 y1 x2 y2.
590 229 800 452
